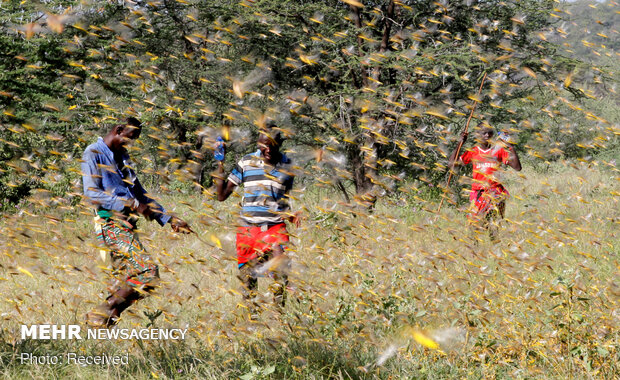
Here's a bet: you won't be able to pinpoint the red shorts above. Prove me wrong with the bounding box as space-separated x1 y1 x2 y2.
236 223 289 265
468 185 508 220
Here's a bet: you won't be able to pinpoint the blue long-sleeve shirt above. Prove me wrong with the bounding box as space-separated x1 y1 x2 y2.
81 137 171 226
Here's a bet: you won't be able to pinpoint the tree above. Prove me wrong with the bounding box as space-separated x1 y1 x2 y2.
0 0 96 207
189 0 569 199
0 0 616 209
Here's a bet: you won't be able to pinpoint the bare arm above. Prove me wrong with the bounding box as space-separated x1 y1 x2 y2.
506 145 522 171
215 161 237 201
448 132 468 170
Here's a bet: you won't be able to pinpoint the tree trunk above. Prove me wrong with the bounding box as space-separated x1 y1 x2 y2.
192 133 207 191
347 142 371 195
346 133 377 210
347 2 377 206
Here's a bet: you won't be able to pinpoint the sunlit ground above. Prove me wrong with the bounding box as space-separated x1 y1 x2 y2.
0 162 617 379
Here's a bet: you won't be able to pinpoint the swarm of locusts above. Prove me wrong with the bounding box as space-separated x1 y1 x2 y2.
0 0 617 378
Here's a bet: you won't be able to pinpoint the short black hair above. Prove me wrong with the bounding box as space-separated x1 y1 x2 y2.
476 122 494 132
112 117 142 133
260 121 284 146
126 117 142 129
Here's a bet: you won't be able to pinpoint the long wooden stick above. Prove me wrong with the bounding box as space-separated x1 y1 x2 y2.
437 72 488 213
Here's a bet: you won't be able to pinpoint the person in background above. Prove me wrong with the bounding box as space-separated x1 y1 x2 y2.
81 117 191 327
449 123 522 243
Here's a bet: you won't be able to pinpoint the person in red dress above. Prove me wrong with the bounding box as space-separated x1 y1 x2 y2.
449 123 522 243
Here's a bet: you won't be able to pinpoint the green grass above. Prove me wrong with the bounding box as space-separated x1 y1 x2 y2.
0 161 618 379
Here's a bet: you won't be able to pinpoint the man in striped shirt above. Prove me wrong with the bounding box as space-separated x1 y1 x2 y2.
215 124 298 317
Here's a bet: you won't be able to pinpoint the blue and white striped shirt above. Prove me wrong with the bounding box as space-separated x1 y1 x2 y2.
228 150 294 226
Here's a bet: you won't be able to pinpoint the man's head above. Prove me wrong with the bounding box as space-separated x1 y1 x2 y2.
258 121 284 164
476 123 495 145
108 117 142 152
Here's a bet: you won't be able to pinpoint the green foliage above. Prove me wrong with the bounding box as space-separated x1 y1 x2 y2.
0 0 617 210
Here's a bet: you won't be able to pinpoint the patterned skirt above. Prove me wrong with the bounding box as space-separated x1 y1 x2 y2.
94 216 159 291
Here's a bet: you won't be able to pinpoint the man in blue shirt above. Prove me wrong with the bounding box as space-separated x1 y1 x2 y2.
81 117 190 327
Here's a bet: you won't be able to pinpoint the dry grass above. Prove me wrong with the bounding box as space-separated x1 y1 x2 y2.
0 161 618 379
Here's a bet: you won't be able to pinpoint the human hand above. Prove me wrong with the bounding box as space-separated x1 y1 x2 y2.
170 217 192 234
287 211 302 228
136 202 154 220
